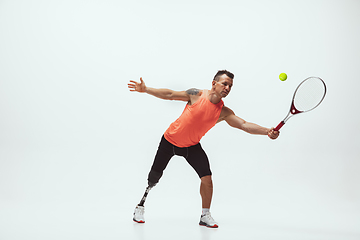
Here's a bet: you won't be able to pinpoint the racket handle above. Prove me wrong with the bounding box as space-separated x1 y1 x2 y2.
274 121 285 131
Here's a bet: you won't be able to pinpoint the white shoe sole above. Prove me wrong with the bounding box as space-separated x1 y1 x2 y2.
199 221 218 228
133 218 145 223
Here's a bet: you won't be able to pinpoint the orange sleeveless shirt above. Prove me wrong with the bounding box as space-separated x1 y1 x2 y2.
164 89 224 147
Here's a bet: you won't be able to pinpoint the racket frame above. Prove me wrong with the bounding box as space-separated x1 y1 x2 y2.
274 77 326 131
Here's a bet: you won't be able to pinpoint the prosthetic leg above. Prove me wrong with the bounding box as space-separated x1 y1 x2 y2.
133 170 163 223
137 169 163 206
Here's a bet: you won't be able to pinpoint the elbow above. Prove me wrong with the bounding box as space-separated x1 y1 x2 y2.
167 92 176 100
158 89 174 100
238 121 249 132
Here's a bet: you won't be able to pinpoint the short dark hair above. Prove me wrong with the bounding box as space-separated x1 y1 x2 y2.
213 70 234 82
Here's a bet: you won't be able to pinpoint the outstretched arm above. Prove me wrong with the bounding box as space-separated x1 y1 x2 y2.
218 106 279 139
128 77 190 101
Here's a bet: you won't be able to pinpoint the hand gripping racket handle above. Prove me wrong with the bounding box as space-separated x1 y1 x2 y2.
274 121 285 131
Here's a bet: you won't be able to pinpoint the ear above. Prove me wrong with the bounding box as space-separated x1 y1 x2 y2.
211 81 216 90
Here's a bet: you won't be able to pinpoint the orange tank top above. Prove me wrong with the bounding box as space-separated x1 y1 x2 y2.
164 89 224 147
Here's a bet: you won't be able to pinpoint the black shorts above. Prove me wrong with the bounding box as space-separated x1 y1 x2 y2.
149 135 212 179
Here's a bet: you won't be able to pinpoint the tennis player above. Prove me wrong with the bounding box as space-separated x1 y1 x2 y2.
128 70 279 228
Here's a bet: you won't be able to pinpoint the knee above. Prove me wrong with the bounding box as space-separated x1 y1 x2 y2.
201 175 213 187
148 169 163 187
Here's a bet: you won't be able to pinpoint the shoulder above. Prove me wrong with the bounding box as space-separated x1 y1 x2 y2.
186 88 202 96
221 106 234 115
217 106 235 122
185 88 204 105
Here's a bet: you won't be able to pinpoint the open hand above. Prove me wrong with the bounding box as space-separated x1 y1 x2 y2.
128 77 146 92
268 127 279 140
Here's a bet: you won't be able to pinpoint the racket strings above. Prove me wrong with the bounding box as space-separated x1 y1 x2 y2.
293 78 326 112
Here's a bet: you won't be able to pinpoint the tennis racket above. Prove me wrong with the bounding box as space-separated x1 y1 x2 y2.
274 77 327 131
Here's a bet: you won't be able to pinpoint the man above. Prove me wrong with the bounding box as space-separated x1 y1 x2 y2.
128 70 279 228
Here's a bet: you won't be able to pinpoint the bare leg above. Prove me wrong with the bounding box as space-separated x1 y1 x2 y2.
200 175 213 208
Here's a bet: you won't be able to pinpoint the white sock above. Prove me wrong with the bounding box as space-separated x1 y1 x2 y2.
202 208 210 215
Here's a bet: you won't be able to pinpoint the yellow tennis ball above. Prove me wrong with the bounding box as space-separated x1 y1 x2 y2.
279 73 287 81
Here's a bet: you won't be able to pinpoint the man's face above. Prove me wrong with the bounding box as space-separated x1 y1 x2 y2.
213 74 233 98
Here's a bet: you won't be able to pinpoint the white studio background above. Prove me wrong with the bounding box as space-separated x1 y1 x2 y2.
0 0 359 240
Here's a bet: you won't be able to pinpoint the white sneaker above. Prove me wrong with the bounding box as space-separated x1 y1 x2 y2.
199 212 218 228
133 205 145 223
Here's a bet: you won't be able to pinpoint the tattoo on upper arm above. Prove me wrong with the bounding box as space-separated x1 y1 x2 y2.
186 88 200 95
